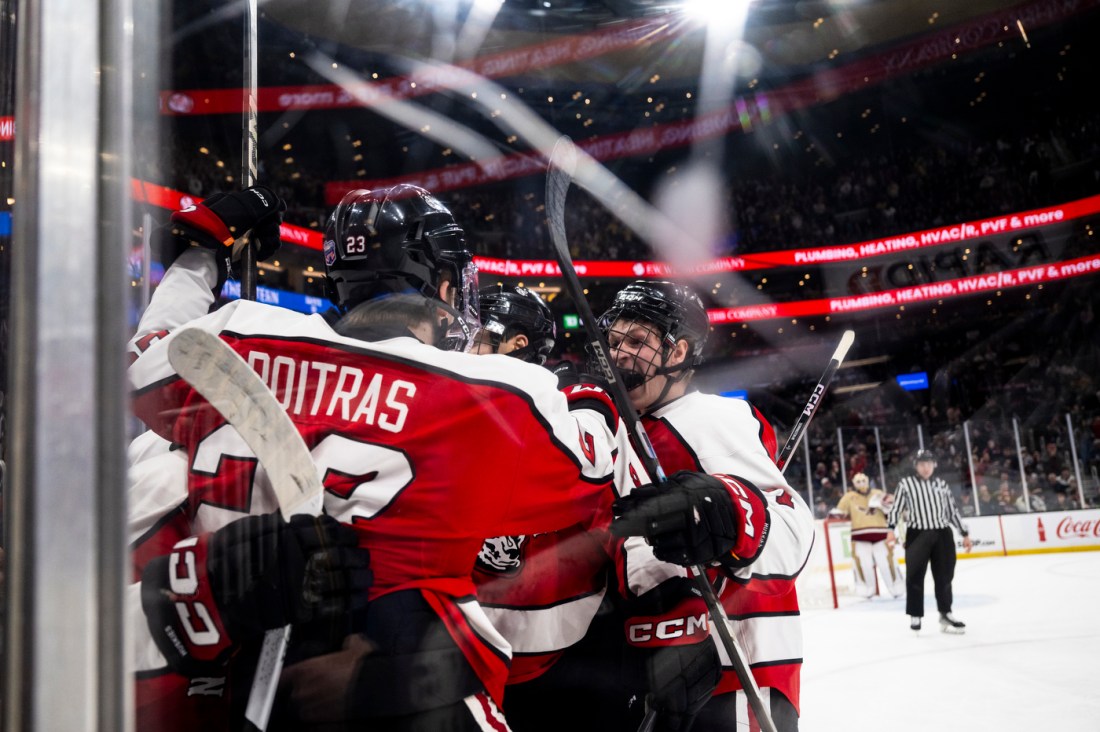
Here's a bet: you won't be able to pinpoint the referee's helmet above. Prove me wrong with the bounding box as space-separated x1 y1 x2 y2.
914 449 937 466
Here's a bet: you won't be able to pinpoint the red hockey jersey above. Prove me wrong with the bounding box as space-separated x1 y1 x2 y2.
129 299 628 707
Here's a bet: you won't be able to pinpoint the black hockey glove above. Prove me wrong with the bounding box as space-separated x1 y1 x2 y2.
612 471 740 566
625 578 722 732
141 513 371 675
646 642 722 732
171 185 285 258
165 186 286 292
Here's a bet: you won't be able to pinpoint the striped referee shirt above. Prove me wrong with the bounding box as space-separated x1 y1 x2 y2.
887 475 969 536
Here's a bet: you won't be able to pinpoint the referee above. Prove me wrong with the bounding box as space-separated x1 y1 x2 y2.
887 450 973 633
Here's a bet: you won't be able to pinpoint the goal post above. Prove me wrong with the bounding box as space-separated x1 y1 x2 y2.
797 518 852 610
798 518 909 609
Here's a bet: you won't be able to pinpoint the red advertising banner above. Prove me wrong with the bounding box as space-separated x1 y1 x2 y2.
131 179 1100 313
159 16 681 116
469 194 1100 278
707 253 1100 323
0 116 13 141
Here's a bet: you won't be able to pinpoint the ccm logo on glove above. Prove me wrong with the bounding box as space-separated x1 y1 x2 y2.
167 537 223 647
627 611 709 646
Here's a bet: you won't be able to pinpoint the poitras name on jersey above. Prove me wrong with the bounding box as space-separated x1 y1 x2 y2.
246 350 415 433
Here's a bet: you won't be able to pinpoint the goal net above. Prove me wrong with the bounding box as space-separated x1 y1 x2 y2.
796 518 854 609
796 518 909 609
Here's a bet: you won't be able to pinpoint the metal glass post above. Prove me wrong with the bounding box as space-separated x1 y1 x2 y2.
963 421 980 514
1065 413 1086 507
1012 417 1031 512
873 426 887 492
5 0 132 730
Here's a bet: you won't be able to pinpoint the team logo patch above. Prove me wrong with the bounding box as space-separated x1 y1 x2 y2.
476 535 527 574
323 238 337 266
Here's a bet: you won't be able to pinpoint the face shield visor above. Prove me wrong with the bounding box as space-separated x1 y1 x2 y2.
436 254 481 352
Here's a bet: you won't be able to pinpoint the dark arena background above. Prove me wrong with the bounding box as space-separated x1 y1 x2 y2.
0 0 1097 729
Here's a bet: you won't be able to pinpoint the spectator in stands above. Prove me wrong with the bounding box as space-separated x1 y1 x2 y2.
977 484 995 516
1042 442 1064 476
1016 490 1045 513
996 482 1018 513
1053 492 1077 511
958 490 977 518
1055 468 1074 495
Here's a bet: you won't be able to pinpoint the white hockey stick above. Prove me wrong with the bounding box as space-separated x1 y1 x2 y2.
167 327 322 731
775 330 854 473
545 136 778 732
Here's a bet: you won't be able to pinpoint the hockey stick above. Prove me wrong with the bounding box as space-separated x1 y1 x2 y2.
544 136 778 732
239 0 259 301
775 330 855 473
168 327 323 731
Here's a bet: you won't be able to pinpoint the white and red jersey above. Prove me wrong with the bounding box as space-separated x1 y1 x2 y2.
128 249 218 362
129 299 628 706
473 394 648 684
126 436 245 730
635 391 815 714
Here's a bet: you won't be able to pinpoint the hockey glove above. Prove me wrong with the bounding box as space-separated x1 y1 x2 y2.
625 578 721 732
141 513 371 675
612 471 769 567
171 186 285 258
167 186 286 291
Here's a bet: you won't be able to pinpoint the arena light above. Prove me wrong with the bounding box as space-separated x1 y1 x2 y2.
681 0 753 25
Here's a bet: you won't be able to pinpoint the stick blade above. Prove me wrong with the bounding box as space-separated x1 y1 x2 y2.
167 327 323 517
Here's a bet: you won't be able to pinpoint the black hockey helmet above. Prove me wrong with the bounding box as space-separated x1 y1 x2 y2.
914 449 937 465
323 184 480 348
597 281 710 366
479 285 557 365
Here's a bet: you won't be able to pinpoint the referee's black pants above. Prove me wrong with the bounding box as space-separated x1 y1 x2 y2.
903 527 957 617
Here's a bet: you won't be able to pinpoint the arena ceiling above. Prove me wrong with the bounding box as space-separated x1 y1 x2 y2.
263 0 1031 87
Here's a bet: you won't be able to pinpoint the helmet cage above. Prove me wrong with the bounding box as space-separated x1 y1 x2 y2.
596 281 709 390
595 316 674 391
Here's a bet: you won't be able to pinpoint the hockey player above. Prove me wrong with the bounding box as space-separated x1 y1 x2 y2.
126 186 374 731
468 283 611 685
604 281 816 732
830 472 904 598
130 184 653 731
472 284 557 364
467 285 653 729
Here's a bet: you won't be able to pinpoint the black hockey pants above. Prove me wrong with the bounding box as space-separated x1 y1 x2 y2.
903 527 957 617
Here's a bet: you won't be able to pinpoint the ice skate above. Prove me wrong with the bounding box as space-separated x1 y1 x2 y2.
939 613 966 634
910 616 921 634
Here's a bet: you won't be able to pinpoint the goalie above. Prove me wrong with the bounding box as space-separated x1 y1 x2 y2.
829 472 904 599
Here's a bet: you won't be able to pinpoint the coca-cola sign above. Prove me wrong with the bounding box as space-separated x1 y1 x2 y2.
1056 516 1100 539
